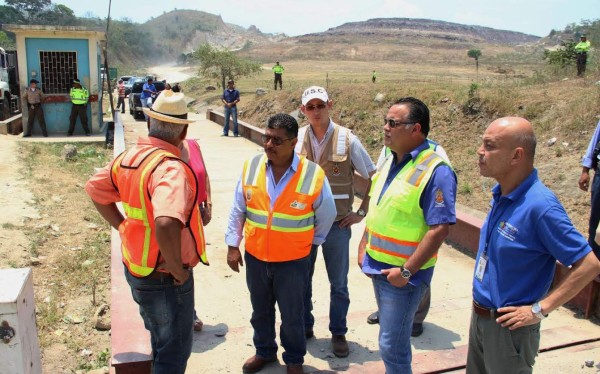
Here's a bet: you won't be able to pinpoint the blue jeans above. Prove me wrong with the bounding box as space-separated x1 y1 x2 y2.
124 266 194 374
141 96 151 121
589 172 600 258
304 221 351 335
245 251 310 365
223 105 238 136
373 274 428 374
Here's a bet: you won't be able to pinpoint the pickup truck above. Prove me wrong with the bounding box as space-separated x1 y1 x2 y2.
128 78 165 120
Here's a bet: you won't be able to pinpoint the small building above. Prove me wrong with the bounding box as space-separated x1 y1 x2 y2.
3 25 106 136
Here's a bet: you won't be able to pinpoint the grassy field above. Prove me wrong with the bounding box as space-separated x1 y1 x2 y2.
183 56 600 236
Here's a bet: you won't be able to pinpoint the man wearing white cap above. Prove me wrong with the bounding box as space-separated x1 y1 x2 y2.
297 86 376 357
85 90 209 374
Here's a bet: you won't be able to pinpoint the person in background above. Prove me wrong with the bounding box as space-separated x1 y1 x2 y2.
467 116 600 373
141 78 157 121
372 70 377 83
221 79 240 137
23 78 48 137
180 136 212 332
116 79 126 114
226 113 336 374
68 78 90 136
575 35 591 77
272 61 285 90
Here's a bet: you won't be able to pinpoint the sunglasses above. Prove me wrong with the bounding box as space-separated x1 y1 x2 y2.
261 135 295 146
384 118 416 129
304 103 327 111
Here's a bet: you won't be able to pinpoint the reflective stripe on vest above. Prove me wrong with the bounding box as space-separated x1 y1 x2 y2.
365 149 451 268
242 153 324 261
70 88 89 104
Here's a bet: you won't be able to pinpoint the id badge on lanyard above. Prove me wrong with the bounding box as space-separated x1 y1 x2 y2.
475 251 488 281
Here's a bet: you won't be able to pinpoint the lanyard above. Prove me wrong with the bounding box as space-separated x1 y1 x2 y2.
484 197 509 257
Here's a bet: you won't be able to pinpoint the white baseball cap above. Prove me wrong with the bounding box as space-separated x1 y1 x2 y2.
302 86 329 106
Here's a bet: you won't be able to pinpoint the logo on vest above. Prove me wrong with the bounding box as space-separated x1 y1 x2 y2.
434 189 445 208
290 200 306 210
245 189 252 201
332 163 341 176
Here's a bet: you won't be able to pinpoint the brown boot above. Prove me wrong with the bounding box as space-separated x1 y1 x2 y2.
242 355 277 373
332 334 349 357
286 364 304 374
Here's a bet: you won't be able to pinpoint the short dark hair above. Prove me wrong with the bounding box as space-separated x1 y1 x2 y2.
393 97 430 136
267 113 298 139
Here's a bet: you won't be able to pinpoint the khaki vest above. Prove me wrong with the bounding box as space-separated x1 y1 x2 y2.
299 123 353 221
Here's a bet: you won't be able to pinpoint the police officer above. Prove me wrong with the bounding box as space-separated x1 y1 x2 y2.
575 35 591 77
272 61 284 90
68 78 90 136
23 79 48 137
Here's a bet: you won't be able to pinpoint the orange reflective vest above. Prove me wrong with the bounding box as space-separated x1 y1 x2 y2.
110 146 208 277
242 154 325 262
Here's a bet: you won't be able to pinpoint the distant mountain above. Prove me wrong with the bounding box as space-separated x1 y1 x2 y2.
303 18 540 44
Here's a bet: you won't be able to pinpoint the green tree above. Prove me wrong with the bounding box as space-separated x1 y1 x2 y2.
5 0 51 22
467 49 482 74
0 5 25 24
192 43 262 88
37 4 77 26
0 32 16 50
543 41 577 68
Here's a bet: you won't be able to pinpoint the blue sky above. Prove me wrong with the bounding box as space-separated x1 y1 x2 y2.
3 0 599 37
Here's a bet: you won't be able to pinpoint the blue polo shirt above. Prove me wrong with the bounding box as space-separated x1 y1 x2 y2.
473 169 591 309
222 89 240 105
361 141 457 286
141 83 156 100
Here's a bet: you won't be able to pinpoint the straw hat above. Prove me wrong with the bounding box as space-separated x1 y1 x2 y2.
143 90 194 125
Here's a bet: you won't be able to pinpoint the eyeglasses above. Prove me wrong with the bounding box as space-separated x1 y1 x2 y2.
304 103 327 111
384 118 416 128
261 135 295 146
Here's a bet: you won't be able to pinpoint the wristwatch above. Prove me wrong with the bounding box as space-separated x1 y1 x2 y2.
531 302 547 320
357 208 366 217
400 266 412 279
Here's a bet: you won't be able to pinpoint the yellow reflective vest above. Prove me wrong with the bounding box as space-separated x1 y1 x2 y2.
575 40 591 53
70 87 89 105
272 64 284 74
365 148 451 268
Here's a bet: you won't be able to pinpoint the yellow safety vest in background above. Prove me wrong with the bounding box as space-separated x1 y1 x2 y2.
273 65 284 74
575 40 591 53
70 87 89 105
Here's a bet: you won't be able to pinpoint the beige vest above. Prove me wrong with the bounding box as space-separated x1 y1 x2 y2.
299 124 353 221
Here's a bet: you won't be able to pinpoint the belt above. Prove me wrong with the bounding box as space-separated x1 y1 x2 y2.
473 301 507 319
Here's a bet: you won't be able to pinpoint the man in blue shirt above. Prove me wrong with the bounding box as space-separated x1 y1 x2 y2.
226 114 336 374
467 117 600 373
221 79 240 137
141 78 157 121
358 97 457 373
578 119 600 259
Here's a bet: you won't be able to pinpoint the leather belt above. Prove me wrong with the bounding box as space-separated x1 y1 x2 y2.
473 301 507 319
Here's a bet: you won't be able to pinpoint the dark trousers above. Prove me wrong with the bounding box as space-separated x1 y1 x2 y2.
26 104 47 136
577 52 587 77
245 251 309 365
116 97 125 113
69 104 90 135
274 73 283 90
589 172 600 259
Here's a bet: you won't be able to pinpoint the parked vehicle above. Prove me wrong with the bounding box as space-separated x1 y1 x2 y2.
128 78 165 120
123 76 137 97
0 47 20 121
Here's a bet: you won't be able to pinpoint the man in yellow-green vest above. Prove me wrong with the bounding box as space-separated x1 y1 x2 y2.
68 78 90 136
575 34 591 77
272 61 284 90
358 97 457 373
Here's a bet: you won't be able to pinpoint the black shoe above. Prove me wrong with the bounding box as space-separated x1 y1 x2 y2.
305 328 314 339
67 134 73 137
367 311 379 324
221 133 228 137
23 134 31 138
411 323 424 337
